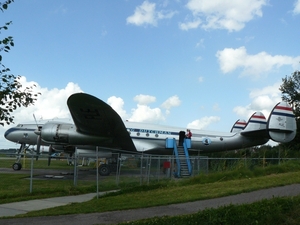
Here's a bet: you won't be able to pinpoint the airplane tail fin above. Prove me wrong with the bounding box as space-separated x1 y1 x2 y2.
242 112 267 133
240 112 268 138
267 102 296 143
230 119 246 133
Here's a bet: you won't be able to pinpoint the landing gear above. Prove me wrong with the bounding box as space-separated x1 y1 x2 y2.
12 143 30 171
99 164 111 176
12 163 22 171
97 157 119 176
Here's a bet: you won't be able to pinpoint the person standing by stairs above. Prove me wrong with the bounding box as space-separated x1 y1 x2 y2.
186 129 192 139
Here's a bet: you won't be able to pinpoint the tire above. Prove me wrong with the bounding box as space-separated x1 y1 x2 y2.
99 164 111 176
12 163 22 171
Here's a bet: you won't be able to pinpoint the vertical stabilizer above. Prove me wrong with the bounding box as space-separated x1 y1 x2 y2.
242 112 267 132
267 102 296 143
230 119 247 132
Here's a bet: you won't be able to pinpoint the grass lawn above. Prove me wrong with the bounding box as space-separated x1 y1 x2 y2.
0 158 298 219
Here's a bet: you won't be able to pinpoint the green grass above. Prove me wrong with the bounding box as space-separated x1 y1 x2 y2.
1 158 300 223
119 196 300 225
20 171 300 218
0 173 98 203
0 157 115 203
0 156 84 170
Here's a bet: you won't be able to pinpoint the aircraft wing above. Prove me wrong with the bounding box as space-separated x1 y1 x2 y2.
67 93 136 151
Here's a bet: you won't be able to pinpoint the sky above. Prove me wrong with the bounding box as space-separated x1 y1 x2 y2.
1 0 300 149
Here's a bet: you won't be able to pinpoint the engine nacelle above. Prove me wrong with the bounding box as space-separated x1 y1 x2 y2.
41 122 75 144
40 122 112 145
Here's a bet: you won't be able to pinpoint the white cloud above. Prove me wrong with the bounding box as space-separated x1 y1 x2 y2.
107 96 128 119
129 105 164 123
126 1 177 26
129 95 181 122
161 95 181 115
293 0 300 15
0 77 83 148
233 82 282 119
127 1 156 26
187 116 220 129
180 0 267 31
108 94 180 123
14 77 82 121
161 95 181 110
216 46 300 77
179 19 201 30
134 94 156 105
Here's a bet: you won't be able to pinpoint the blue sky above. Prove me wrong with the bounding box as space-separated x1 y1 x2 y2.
1 0 300 148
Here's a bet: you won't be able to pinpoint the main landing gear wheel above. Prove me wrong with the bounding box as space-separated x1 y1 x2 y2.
12 163 22 171
99 164 111 176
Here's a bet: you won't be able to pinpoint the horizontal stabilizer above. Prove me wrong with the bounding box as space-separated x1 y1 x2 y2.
267 102 296 143
230 119 246 133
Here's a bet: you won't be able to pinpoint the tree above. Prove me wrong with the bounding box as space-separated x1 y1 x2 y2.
0 0 40 126
279 70 300 150
280 70 300 116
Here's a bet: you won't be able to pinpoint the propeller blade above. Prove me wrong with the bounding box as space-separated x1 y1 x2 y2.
33 114 42 161
36 135 41 160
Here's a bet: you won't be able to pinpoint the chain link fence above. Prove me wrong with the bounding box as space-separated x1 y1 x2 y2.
3 149 300 187
109 154 300 185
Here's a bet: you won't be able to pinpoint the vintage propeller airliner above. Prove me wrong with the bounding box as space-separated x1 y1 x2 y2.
4 93 297 172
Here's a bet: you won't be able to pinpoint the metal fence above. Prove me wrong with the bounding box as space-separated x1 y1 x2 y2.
3 150 300 188
109 154 300 185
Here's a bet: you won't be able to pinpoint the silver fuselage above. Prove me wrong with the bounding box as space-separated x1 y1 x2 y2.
4 120 268 154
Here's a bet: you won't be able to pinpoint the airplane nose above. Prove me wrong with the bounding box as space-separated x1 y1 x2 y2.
4 127 15 140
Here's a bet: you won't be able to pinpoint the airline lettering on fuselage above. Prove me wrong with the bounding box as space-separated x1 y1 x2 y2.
128 128 172 135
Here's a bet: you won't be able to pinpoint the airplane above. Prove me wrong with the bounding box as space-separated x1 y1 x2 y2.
4 93 297 174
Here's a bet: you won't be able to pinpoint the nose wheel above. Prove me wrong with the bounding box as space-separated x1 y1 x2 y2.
12 143 30 171
12 163 22 171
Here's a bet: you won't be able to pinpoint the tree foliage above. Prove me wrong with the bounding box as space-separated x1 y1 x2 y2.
0 0 40 126
280 70 300 117
279 70 300 150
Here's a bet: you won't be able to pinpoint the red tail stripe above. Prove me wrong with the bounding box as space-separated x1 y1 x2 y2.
275 105 292 111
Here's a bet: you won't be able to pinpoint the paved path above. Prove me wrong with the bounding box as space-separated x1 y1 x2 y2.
0 184 300 225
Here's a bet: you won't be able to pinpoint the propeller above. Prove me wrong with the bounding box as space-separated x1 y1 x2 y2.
33 114 42 160
34 126 42 160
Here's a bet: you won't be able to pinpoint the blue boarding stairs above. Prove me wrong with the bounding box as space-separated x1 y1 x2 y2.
165 138 192 177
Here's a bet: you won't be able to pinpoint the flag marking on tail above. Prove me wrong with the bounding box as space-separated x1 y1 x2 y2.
249 114 267 124
233 121 247 129
272 105 295 118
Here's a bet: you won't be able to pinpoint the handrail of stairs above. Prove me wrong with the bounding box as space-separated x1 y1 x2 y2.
172 138 181 177
183 138 192 175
